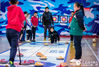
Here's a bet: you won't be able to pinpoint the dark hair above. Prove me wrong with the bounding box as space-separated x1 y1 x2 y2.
75 2 85 16
24 11 27 14
34 12 37 14
50 27 54 29
26 13 30 17
71 11 74 13
45 7 49 9
80 4 85 16
27 13 30 15
10 0 18 4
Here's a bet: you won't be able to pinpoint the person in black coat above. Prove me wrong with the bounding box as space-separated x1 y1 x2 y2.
42 7 54 40
49 27 60 43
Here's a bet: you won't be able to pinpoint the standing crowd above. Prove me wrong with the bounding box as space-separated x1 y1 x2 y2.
6 0 85 67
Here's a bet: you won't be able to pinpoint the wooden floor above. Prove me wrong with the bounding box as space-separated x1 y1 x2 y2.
0 36 99 67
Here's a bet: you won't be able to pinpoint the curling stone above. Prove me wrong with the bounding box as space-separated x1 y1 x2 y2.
0 59 8 64
40 56 47 60
34 62 44 67
28 60 35 64
60 62 68 67
44 43 48 46
36 52 44 57
21 60 30 65
56 56 64 60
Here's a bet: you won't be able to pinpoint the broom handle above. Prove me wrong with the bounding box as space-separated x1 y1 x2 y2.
17 45 21 65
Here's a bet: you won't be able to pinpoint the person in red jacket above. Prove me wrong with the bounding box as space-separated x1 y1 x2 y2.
31 12 38 42
6 0 25 66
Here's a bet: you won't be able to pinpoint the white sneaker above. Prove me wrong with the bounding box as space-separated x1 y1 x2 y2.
70 59 77 63
70 59 81 63
76 60 81 65
70 59 81 65
27 40 31 42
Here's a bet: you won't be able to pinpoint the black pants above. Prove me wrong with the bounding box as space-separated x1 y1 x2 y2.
19 29 26 41
26 30 32 41
97 32 99 35
6 29 19 62
32 27 36 40
51 35 58 43
70 35 73 41
73 36 82 59
44 25 51 39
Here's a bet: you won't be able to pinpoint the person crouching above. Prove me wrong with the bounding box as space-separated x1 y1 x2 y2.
49 27 60 43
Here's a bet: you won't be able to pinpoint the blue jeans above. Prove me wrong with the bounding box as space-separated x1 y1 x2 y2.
6 29 19 62
73 36 82 59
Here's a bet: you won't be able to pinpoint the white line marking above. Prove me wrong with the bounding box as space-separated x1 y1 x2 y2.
84 39 99 62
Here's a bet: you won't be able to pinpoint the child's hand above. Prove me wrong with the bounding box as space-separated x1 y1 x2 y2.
83 29 86 31
83 27 87 31
43 25 45 27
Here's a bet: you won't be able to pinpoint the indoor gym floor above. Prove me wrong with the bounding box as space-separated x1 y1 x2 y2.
0 36 99 67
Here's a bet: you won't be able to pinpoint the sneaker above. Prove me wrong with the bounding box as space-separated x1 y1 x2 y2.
27 40 31 42
32 39 35 42
76 60 81 65
9 61 16 67
44 38 46 41
70 59 81 63
70 59 77 63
